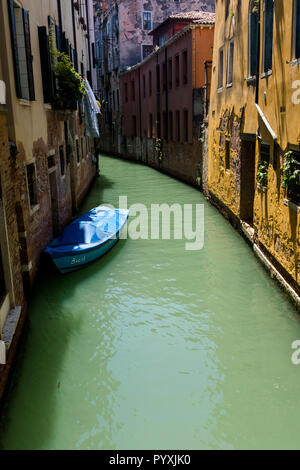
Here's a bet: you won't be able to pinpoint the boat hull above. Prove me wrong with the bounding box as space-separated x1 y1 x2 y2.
52 232 122 274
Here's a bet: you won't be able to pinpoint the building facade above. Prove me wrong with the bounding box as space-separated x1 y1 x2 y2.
93 0 215 154
207 0 300 300
0 0 98 399
119 13 215 185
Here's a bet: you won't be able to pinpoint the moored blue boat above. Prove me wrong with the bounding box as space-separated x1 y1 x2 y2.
45 206 129 273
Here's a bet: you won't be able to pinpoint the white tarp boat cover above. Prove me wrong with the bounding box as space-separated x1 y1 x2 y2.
84 79 100 138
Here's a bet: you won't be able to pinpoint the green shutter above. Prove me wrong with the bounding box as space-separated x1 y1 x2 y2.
23 9 35 101
38 26 53 103
7 0 22 98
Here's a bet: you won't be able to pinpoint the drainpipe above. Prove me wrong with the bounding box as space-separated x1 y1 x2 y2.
255 0 261 105
165 46 169 142
71 0 78 71
85 0 92 82
138 68 142 141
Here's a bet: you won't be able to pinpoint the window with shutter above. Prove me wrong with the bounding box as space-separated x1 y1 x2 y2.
38 26 53 103
249 1 259 77
7 1 35 100
263 0 274 73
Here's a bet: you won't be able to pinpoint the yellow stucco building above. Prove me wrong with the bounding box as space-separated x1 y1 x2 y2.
208 0 300 301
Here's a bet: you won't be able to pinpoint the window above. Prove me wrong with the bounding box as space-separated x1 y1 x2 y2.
263 0 274 73
163 62 167 92
7 1 35 100
125 82 128 103
142 44 153 60
227 39 234 86
183 110 188 142
117 89 120 110
163 112 168 140
133 116 137 137
249 1 259 76
218 46 224 89
175 55 180 87
38 26 53 103
149 114 153 138
76 139 80 163
182 50 188 85
176 111 180 142
157 113 161 139
260 142 270 164
169 111 173 141
59 145 65 175
158 33 168 47
143 12 152 31
131 80 135 101
156 64 160 93
81 137 84 159
143 75 146 98
168 58 173 89
26 163 38 207
225 139 231 170
149 71 152 96
293 0 300 59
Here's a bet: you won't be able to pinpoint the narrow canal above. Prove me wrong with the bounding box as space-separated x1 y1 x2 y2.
0 155 300 450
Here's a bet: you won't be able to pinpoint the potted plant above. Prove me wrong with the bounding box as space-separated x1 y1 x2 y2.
50 46 86 118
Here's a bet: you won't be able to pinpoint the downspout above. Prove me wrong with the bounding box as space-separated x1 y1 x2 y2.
138 68 142 140
71 0 78 71
255 0 261 105
165 46 169 142
85 0 92 80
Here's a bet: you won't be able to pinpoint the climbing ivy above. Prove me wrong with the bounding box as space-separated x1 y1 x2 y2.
282 151 300 194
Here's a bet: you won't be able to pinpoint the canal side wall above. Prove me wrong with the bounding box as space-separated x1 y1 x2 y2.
0 0 99 405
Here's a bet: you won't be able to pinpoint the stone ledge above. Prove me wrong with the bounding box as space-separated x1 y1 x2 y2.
253 245 300 309
2 307 22 350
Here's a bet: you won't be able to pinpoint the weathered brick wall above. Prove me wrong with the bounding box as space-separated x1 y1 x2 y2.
0 109 24 307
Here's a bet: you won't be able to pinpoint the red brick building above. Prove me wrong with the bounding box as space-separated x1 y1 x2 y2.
119 12 215 186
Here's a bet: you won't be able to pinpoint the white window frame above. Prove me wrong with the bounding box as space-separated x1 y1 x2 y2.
142 11 152 31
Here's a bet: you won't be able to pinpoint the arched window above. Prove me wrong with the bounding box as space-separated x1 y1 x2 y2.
263 0 274 73
249 0 259 77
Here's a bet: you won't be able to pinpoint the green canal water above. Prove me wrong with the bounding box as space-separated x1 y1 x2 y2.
0 155 300 450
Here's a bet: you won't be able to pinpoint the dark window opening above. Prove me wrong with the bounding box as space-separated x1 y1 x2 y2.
294 0 300 59
263 0 274 72
218 47 224 89
26 163 38 207
169 111 173 141
156 64 161 93
133 116 137 137
225 139 231 170
125 82 128 103
163 62 167 92
182 50 188 85
149 113 153 138
168 58 173 90
163 112 168 140
48 154 55 168
76 139 80 163
183 110 188 142
176 110 180 142
249 2 259 76
149 70 152 96
143 75 146 98
285 150 300 204
131 80 135 101
59 145 65 175
157 113 161 139
175 55 180 87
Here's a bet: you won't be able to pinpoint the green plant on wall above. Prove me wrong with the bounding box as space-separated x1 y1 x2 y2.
49 35 85 111
155 138 164 161
252 0 260 14
282 150 300 194
257 161 269 187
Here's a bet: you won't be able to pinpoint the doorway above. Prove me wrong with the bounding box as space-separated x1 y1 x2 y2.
240 138 256 225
